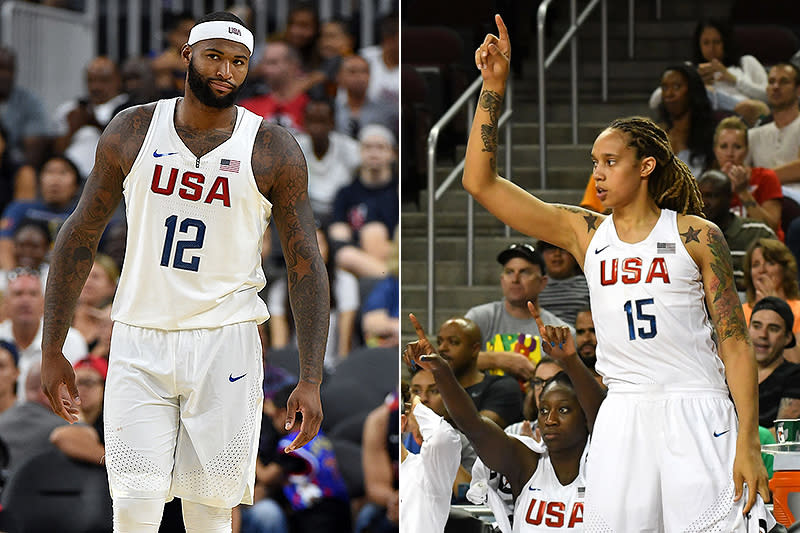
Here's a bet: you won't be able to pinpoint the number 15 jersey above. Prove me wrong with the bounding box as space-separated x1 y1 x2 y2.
583 209 726 388
111 98 272 330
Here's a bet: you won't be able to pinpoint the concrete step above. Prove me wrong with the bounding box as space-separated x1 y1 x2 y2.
424 163 591 191
403 188 586 213
401 235 546 260
400 308 491 338
454 143 592 168
401 259 504 286
402 284 502 313
512 100 651 122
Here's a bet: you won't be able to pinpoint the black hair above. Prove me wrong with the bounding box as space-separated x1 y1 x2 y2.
271 383 295 410
692 19 740 66
0 339 19 368
163 10 195 33
540 371 575 397
304 96 336 120
13 218 52 246
379 11 399 39
772 62 800 86
196 11 248 29
38 154 81 186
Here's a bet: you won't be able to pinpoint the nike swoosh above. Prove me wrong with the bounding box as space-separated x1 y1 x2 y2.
229 373 247 382
594 245 610 254
153 150 178 158
713 430 730 437
528 487 542 491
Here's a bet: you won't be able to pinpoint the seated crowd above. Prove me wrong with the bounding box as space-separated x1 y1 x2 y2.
0 3 399 533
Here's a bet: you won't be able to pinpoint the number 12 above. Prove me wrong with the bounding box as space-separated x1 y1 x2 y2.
160 215 206 272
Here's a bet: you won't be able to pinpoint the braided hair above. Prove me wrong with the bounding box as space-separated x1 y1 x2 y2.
608 116 704 216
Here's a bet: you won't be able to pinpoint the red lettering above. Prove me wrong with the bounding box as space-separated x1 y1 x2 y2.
151 165 178 195
525 498 545 525
645 257 670 283
205 176 231 207
621 257 642 284
567 502 584 527
600 259 617 285
179 172 204 201
544 501 565 527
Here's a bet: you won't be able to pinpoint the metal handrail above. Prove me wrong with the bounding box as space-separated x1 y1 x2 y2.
537 0 608 188
425 75 513 332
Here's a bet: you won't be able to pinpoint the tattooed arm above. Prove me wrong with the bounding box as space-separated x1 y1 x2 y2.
256 122 328 451
462 15 599 259
681 214 769 512
42 104 153 422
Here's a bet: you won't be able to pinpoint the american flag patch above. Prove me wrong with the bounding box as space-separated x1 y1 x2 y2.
220 158 240 173
657 242 676 254
577 487 585 497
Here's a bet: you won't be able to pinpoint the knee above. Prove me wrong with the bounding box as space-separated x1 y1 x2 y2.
182 500 232 533
113 497 166 533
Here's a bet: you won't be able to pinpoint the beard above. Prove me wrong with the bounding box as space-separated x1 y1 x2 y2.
187 59 242 109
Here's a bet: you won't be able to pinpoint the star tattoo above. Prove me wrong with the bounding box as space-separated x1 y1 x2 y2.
583 213 599 232
680 226 701 244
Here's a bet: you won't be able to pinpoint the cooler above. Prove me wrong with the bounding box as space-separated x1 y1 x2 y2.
762 443 800 526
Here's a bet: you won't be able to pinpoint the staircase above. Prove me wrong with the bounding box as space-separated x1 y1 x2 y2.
400 0 733 341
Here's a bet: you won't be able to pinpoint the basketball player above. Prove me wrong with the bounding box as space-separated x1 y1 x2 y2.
404 307 604 531
465 15 770 531
40 12 329 532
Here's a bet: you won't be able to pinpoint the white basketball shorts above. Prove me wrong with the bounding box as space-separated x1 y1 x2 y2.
583 383 749 532
104 321 264 508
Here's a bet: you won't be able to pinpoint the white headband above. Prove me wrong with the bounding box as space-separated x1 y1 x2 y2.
187 21 254 56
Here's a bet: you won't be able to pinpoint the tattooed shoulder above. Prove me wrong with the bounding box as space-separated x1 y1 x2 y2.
101 103 156 173
554 205 604 233
252 121 308 200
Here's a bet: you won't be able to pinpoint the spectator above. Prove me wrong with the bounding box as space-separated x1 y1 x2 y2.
0 340 19 414
113 57 163 115
649 19 769 126
0 124 37 215
361 264 399 348
574 308 601 380
657 64 715 177
742 238 800 363
0 46 53 169
0 269 86 400
360 12 399 110
244 384 351 533
465 243 573 381
0 154 81 269
0 218 52 295
713 116 783 236
271 2 320 72
151 11 195 96
240 42 309 133
71 255 118 348
49 356 108 465
399 394 461 533
748 297 800 433
334 55 397 138
330 125 398 278
0 362 68 479
315 18 355 98
698 170 777 291
505 355 561 437
295 99 360 224
747 63 800 193
435 316 523 428
356 392 399 533
53 56 128 178
536 240 590 325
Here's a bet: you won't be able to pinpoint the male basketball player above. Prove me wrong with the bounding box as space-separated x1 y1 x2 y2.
40 12 329 532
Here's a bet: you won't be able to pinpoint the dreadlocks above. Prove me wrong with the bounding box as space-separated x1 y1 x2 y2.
608 116 704 216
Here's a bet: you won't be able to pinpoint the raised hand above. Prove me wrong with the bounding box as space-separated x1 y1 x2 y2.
475 14 511 88
404 314 447 371
528 301 576 361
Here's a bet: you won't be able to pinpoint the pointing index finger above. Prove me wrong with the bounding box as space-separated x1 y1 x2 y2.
408 313 428 341
495 14 509 43
527 301 546 332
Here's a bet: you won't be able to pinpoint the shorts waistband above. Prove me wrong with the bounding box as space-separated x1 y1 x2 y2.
606 382 729 398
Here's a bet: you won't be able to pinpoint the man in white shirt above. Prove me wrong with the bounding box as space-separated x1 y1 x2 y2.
399 394 461 533
0 269 86 401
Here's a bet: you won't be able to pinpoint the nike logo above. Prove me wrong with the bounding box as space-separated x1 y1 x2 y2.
229 373 247 382
713 429 730 437
594 245 610 254
528 487 542 491
153 150 178 158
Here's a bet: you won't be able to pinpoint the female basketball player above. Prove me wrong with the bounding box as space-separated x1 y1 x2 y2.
463 15 770 531
405 308 604 531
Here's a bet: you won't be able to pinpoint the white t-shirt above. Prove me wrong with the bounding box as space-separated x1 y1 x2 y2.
295 131 360 220
399 402 461 533
747 114 800 202
360 45 399 107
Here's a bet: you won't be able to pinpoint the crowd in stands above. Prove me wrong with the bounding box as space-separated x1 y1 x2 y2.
401 14 800 533
0 2 399 532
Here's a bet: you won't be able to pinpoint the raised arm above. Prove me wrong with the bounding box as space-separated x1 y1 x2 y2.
258 123 329 451
462 14 598 260
41 106 149 422
683 215 769 513
404 314 538 496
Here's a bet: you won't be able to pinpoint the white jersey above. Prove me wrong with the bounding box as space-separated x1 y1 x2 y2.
583 209 726 387
511 444 588 531
112 98 272 329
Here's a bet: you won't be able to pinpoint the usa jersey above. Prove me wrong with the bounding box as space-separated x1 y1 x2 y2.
112 98 272 329
512 445 588 531
583 209 726 387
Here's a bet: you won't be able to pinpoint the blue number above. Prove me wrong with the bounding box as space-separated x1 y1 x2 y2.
623 298 657 340
160 215 206 272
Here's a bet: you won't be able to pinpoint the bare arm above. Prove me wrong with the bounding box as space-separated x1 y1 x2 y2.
684 215 769 512
49 425 105 464
257 123 328 450
362 403 397 508
776 397 800 420
462 15 598 261
774 159 800 183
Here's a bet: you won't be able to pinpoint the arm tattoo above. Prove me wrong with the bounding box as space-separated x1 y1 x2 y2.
778 397 800 419
255 123 329 384
705 226 749 343
479 90 502 170
554 204 603 233
680 226 701 244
